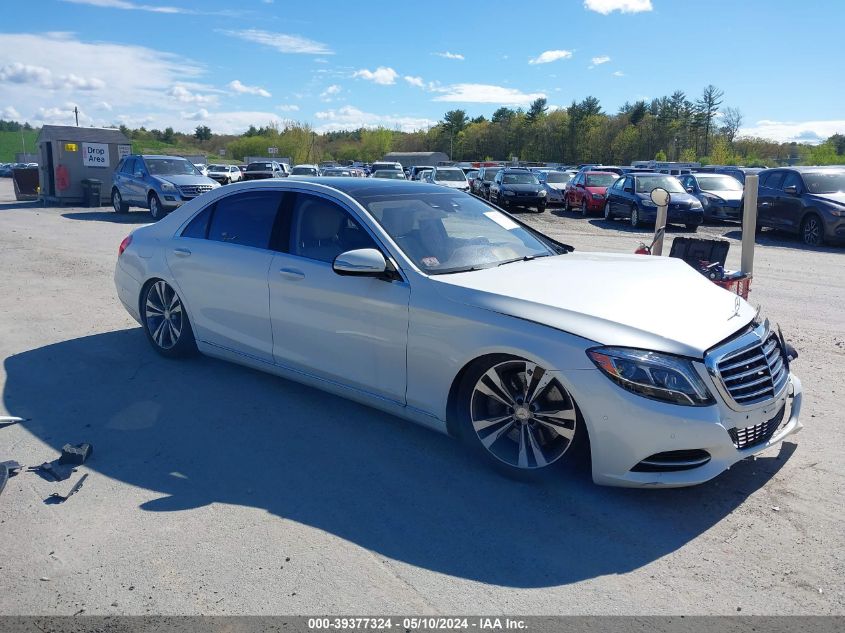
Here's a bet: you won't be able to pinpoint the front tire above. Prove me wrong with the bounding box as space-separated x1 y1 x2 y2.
604 201 614 221
141 280 196 358
631 205 642 228
112 189 129 214
456 355 583 479
536 202 546 213
148 193 165 221
581 200 589 217
801 214 824 246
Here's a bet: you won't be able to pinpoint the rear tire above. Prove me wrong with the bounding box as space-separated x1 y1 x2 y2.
112 189 129 214
141 279 196 358
603 201 614 221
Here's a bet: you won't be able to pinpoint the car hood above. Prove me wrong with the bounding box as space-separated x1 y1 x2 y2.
545 183 568 191
807 192 845 206
702 189 743 202
586 186 608 194
435 180 469 188
432 252 755 358
157 175 217 187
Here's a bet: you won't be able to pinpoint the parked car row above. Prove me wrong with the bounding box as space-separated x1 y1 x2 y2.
0 162 38 177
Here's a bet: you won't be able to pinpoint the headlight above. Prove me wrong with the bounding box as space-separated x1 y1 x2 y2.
538 190 547 197
690 201 703 209
591 193 603 200
159 181 177 193
587 347 715 406
504 190 515 196
829 206 845 217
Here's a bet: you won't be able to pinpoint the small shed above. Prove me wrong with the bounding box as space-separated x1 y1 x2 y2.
382 152 450 168
36 125 132 205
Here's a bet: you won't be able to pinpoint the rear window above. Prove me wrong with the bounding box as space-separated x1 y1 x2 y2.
247 162 273 171
207 191 283 249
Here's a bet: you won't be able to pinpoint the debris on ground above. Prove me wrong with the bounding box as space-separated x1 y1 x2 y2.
0 460 22 498
28 443 94 482
45 474 89 504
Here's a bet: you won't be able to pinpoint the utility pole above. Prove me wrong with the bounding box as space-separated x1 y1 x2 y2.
74 106 79 126
20 127 25 155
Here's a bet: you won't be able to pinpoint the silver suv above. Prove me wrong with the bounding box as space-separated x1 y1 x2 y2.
111 154 220 220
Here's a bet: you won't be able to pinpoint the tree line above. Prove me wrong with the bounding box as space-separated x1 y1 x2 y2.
6 84 844 166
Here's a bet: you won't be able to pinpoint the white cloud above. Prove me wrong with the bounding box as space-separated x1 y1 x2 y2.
220 29 333 55
434 51 464 60
96 101 112 111
528 50 573 65
739 119 845 144
404 75 424 88
0 32 204 121
62 0 189 13
432 83 546 105
182 108 209 121
352 66 398 85
591 55 611 65
584 0 653 14
320 84 341 101
2 106 21 119
612 70 624 77
277 104 300 112
228 79 272 97
312 105 435 133
167 85 218 105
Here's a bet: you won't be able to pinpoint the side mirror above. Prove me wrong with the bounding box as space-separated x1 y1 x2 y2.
333 248 388 277
783 185 798 195
686 187 694 193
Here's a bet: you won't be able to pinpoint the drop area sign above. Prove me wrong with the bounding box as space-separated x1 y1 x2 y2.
82 142 110 168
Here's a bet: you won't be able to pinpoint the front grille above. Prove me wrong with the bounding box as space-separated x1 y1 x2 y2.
179 184 214 198
716 332 788 406
729 404 786 449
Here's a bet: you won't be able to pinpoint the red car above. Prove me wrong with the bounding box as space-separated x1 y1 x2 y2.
564 171 620 216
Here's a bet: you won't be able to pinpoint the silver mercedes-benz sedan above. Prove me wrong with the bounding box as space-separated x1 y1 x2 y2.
114 178 804 487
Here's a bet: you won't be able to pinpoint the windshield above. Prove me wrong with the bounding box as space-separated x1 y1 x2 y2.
291 167 318 175
145 158 200 176
502 173 539 185
207 165 226 172
483 169 500 182
803 171 845 194
635 175 686 194
373 170 405 179
696 175 742 191
355 191 557 273
436 169 467 182
585 173 617 187
247 162 273 171
546 172 572 184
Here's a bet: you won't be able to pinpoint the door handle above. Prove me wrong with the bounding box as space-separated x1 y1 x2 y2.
172 248 191 257
759 202 771 208
279 268 305 280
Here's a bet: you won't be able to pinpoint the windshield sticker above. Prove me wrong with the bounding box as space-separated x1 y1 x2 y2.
484 211 520 230
421 256 440 267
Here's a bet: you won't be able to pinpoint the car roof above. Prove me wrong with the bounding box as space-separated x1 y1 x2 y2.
762 166 845 173
133 154 191 160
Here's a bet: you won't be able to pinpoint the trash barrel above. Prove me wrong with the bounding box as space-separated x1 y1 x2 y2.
81 178 102 207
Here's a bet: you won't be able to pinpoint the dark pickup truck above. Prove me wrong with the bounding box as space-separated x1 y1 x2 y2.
242 161 289 181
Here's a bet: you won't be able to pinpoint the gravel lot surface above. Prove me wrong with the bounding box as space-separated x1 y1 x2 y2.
0 178 843 615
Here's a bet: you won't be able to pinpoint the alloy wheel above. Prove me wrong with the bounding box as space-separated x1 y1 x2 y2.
581 200 588 217
469 360 577 469
802 216 822 246
149 195 162 220
604 201 613 221
631 206 639 227
113 190 122 213
144 281 183 350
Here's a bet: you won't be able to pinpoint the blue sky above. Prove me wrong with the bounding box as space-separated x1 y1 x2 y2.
1 0 843 142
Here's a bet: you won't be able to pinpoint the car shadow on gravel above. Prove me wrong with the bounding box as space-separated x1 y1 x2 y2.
0 199 42 212
62 211 151 224
721 228 844 253
3 330 796 588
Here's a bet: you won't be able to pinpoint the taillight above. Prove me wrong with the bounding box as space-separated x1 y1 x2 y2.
118 235 132 256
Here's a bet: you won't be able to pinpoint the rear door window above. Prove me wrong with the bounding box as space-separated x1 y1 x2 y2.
207 191 284 249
